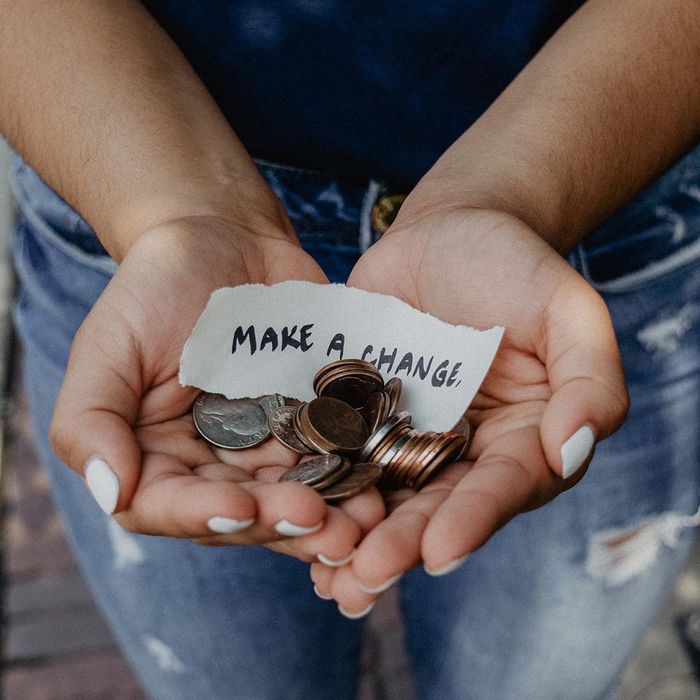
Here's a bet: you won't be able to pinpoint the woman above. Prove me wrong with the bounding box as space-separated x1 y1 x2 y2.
2 1 699 698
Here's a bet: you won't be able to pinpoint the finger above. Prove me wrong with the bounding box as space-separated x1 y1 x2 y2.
331 565 379 619
541 278 629 479
349 479 458 593
49 309 144 515
198 460 384 546
335 487 387 535
262 507 360 564
310 562 336 600
118 454 327 540
421 426 556 573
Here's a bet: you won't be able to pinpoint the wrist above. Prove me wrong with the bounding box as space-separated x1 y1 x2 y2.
119 211 296 284
103 186 297 264
399 139 578 255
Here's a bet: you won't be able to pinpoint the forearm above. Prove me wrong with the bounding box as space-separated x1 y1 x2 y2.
406 0 700 253
0 0 289 261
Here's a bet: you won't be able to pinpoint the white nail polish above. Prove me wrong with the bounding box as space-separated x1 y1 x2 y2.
313 585 333 600
207 516 255 534
275 519 323 537
317 549 356 567
560 425 595 479
338 602 375 620
358 573 402 594
85 458 119 515
425 553 470 577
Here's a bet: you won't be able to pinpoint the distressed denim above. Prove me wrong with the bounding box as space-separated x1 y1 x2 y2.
10 144 700 700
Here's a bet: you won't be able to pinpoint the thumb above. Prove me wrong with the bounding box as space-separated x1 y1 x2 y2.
540 279 629 480
49 311 142 515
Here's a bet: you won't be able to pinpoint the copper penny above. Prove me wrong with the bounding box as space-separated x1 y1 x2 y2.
413 433 468 489
383 378 402 415
317 374 383 409
305 396 369 452
362 391 390 434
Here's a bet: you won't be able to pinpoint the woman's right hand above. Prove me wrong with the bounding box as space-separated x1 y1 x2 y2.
49 215 385 565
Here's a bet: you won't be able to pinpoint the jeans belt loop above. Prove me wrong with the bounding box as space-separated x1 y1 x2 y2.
359 179 386 253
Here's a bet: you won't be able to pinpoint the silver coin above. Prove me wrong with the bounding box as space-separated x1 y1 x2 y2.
268 406 314 454
319 463 383 502
359 411 412 462
452 415 473 446
259 393 286 416
193 392 271 449
279 454 348 488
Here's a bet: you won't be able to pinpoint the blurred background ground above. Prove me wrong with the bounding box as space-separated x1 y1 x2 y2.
2 141 700 700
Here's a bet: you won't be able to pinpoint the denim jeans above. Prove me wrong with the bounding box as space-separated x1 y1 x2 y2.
10 144 700 700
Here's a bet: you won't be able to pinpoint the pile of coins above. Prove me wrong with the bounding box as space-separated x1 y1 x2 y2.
360 412 468 490
192 359 472 502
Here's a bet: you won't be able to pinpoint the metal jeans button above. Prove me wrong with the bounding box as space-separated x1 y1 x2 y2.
371 194 406 235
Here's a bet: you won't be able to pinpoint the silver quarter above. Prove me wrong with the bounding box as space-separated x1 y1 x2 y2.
268 406 314 454
319 463 383 501
259 393 286 416
193 392 271 449
279 454 349 489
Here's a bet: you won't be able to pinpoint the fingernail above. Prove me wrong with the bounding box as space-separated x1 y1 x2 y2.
207 516 255 534
338 602 375 620
85 458 119 515
561 425 596 479
313 585 333 600
425 553 470 577
358 573 402 594
275 519 323 537
317 549 356 567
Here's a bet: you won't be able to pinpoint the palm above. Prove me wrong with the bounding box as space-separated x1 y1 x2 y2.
311 208 627 609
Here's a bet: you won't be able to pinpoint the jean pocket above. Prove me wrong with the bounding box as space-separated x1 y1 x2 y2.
10 157 115 275
580 146 700 293
13 214 112 325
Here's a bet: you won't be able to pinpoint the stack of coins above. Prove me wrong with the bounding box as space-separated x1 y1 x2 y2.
313 359 383 408
359 412 469 490
278 454 382 502
192 358 473 502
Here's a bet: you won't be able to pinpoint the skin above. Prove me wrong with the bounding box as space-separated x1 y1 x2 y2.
1 0 699 616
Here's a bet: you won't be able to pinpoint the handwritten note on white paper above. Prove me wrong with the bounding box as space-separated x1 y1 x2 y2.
179 282 503 431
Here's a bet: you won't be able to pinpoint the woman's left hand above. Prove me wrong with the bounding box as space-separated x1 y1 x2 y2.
310 205 629 616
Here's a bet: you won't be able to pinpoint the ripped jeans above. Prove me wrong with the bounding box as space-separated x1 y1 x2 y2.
10 144 700 700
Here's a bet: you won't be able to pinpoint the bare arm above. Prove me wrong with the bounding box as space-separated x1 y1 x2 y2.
404 0 700 252
0 0 290 260
0 1 382 562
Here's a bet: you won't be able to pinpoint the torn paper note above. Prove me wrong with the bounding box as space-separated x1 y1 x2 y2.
179 282 503 431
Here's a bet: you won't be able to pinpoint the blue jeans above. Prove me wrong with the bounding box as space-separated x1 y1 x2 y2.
10 145 700 700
